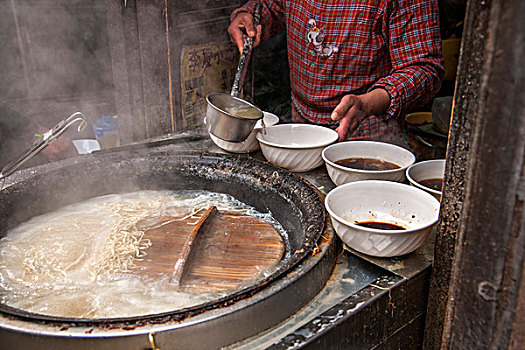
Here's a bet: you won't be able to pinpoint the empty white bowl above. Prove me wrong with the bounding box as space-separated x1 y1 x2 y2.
406 159 446 200
325 180 440 257
322 141 416 186
208 112 279 153
256 124 338 172
72 139 100 154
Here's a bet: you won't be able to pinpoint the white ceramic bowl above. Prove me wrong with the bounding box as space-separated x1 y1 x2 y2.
325 180 440 257
256 124 339 172
406 159 446 200
322 141 416 186
208 112 279 153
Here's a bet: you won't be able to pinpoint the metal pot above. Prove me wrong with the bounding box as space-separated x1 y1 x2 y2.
205 93 263 142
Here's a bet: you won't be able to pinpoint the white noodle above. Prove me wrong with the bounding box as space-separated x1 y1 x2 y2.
0 190 288 318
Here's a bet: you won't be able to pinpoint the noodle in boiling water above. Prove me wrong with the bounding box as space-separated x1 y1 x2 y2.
0 190 287 318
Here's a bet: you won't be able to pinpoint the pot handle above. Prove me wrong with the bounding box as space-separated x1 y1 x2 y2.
231 2 262 98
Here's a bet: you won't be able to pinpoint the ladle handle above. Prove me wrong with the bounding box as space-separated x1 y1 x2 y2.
231 2 262 98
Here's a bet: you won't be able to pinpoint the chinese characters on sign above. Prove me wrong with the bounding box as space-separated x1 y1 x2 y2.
181 42 238 130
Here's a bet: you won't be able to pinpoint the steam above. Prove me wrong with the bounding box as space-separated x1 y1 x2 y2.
0 0 114 169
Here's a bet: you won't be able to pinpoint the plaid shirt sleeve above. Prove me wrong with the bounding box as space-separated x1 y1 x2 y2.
230 0 286 43
370 0 444 121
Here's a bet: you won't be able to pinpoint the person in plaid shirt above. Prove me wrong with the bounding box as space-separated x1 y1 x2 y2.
228 0 444 147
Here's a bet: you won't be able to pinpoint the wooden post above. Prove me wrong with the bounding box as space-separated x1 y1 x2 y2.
105 0 146 143
424 0 525 348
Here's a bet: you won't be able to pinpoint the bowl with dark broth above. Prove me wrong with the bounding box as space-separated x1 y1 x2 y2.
325 180 440 257
406 159 446 200
322 141 416 186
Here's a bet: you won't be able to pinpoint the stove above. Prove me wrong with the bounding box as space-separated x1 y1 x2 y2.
0 133 432 349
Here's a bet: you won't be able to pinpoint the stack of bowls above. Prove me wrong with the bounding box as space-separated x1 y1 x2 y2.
72 139 100 155
208 112 279 153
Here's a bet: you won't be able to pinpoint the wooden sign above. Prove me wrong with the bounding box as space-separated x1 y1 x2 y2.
180 42 238 130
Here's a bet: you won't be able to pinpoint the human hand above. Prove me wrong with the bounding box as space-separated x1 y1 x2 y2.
228 12 262 53
331 95 369 142
331 89 390 141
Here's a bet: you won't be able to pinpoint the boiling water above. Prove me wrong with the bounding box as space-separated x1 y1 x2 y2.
0 190 288 319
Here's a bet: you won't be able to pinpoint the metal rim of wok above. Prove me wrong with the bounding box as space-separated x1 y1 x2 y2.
0 150 325 326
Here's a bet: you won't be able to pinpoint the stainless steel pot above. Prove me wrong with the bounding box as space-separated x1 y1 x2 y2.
206 93 263 142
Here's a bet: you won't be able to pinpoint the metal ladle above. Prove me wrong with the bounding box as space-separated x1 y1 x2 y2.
230 2 262 99
205 2 264 142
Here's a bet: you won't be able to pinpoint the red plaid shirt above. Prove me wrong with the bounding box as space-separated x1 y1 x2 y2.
232 0 444 143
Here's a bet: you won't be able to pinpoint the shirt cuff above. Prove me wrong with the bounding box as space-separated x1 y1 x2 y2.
368 82 401 121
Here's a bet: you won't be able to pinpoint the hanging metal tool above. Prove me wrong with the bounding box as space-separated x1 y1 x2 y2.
0 112 87 181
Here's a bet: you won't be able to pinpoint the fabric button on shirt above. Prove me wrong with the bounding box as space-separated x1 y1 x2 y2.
232 0 444 143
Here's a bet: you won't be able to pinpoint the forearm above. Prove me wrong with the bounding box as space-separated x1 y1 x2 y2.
360 88 391 117
372 62 443 119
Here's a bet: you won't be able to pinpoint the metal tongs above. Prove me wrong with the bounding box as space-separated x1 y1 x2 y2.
0 112 87 181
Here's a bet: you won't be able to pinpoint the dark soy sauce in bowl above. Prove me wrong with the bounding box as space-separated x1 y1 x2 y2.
419 178 443 191
355 221 406 230
335 157 400 171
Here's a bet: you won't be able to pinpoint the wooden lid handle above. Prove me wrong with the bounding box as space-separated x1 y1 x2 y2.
171 206 217 285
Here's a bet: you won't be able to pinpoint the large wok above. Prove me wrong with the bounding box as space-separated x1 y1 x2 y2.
0 147 326 326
